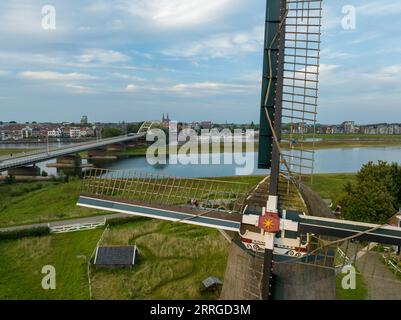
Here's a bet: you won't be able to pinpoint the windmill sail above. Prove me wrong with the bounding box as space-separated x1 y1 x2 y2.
281 0 322 182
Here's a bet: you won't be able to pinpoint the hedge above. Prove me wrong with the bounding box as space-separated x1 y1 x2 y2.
0 226 50 241
106 216 149 226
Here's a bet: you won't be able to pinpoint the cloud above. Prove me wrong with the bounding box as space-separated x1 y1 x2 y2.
357 0 401 16
65 84 95 94
76 49 130 64
113 72 145 81
164 26 263 59
168 81 251 96
125 84 138 92
321 47 355 60
20 71 96 81
115 0 236 27
0 70 9 76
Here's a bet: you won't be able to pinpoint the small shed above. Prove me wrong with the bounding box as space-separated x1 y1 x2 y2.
202 277 223 291
94 245 137 268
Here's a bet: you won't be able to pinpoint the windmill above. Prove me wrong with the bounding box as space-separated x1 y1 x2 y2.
77 0 401 300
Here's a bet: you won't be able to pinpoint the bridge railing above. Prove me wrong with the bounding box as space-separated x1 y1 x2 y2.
80 168 251 213
0 134 141 163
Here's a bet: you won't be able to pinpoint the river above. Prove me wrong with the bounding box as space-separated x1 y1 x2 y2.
19 146 401 178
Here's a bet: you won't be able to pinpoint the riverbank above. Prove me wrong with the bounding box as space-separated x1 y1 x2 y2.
0 148 33 157
115 139 401 157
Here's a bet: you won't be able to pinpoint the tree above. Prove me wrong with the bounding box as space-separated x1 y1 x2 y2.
127 122 143 134
340 161 400 224
356 161 401 208
102 127 123 138
341 178 395 224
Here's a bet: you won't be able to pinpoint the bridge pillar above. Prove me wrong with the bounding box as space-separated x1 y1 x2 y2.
87 148 117 161
8 165 41 177
106 143 126 152
56 154 82 167
48 154 83 176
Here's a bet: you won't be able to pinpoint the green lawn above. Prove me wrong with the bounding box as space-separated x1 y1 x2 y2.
0 229 103 300
0 180 107 227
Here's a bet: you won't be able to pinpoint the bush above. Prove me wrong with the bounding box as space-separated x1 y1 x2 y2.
0 226 50 241
4 175 16 185
41 170 49 177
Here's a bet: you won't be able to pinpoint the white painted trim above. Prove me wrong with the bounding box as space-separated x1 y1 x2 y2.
132 246 137 265
266 195 278 213
94 246 99 264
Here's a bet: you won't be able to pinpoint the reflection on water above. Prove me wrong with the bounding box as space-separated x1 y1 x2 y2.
97 146 401 177
3 146 401 178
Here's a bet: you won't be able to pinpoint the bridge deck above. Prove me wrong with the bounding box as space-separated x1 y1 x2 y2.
0 134 145 172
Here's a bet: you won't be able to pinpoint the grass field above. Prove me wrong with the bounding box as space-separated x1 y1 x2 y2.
303 173 357 201
91 220 229 300
0 148 33 157
0 172 370 300
0 219 369 300
0 229 103 300
0 173 353 228
0 180 106 227
0 220 229 300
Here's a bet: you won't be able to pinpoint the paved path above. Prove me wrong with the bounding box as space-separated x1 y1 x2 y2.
0 213 131 232
356 251 401 300
347 243 401 299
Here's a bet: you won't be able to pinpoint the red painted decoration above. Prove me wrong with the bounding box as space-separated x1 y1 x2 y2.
258 212 281 233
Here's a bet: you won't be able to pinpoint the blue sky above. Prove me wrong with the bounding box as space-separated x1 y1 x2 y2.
1 0 401 124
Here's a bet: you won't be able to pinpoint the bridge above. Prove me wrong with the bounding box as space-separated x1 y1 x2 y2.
0 121 155 173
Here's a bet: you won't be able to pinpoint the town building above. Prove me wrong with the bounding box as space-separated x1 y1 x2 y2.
81 115 88 125
201 121 212 130
47 127 62 138
341 121 356 134
69 127 82 139
162 113 170 129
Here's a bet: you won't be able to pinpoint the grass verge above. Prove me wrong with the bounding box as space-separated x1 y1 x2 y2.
0 180 107 228
0 229 103 300
336 266 368 300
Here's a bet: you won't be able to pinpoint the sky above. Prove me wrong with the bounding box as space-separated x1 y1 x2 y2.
0 0 401 124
